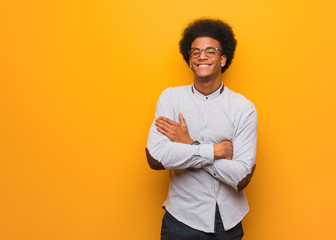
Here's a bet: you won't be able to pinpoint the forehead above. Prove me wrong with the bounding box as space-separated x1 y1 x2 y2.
191 37 221 48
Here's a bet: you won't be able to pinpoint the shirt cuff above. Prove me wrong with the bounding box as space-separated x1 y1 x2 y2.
199 144 214 167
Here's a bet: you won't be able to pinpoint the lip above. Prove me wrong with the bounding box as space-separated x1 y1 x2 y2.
195 63 212 68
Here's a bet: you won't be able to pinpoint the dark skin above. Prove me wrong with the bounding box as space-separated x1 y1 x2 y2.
155 113 233 160
155 37 233 160
189 37 227 95
155 36 233 160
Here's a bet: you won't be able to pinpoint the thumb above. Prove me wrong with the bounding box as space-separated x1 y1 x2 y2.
179 112 186 126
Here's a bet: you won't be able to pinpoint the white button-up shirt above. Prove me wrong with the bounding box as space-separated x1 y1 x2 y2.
146 83 258 232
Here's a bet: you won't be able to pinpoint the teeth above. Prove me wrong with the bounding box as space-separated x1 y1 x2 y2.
198 64 209 67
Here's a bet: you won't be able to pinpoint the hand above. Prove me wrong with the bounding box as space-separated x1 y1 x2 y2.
214 140 233 160
155 113 194 144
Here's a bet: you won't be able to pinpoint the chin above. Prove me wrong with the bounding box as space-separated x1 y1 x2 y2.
195 74 213 81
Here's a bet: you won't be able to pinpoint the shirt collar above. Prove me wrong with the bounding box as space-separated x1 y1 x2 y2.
191 82 225 100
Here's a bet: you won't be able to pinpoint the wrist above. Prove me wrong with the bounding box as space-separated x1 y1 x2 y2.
213 143 220 160
186 137 194 145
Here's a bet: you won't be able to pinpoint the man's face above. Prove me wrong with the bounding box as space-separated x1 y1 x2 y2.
189 37 227 81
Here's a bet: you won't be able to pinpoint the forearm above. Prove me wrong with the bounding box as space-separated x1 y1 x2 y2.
203 106 258 191
202 158 256 191
146 124 214 170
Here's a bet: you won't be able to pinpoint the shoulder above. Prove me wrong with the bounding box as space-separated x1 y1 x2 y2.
224 87 257 124
155 85 191 119
159 85 192 101
225 86 256 112
161 85 192 94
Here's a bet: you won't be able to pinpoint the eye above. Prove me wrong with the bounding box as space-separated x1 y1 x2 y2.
192 50 200 56
206 47 216 55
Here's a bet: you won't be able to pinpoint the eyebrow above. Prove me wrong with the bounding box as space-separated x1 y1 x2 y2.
191 46 217 49
190 46 221 50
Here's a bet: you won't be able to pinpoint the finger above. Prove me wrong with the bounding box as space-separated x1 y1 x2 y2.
156 117 172 127
155 121 173 133
227 150 233 160
179 112 186 126
156 126 169 137
157 116 178 126
221 139 233 147
156 118 176 129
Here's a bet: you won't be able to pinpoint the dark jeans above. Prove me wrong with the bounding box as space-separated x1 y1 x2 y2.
161 205 244 240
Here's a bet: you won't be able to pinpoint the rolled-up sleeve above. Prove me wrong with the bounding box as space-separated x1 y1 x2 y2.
146 88 214 170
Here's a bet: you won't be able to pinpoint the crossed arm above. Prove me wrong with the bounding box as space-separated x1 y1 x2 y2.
153 111 257 191
155 112 233 160
145 89 257 191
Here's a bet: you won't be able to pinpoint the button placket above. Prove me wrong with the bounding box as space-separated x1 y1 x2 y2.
204 97 208 134
215 180 219 199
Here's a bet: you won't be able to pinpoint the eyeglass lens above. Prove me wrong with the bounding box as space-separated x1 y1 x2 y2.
190 47 219 58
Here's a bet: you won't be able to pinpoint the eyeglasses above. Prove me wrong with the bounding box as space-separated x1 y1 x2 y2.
188 47 222 58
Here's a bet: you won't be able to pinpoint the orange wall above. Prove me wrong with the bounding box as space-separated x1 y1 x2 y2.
1 0 336 239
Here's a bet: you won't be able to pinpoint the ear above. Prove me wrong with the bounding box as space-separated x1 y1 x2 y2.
221 55 227 67
189 57 192 68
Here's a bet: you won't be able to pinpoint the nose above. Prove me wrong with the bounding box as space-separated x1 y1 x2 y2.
198 49 208 59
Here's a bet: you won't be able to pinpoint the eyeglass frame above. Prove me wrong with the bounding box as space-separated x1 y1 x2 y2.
188 47 223 58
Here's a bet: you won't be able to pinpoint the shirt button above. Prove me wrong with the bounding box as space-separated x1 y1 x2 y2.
206 97 208 100
204 125 206 129
213 173 216 176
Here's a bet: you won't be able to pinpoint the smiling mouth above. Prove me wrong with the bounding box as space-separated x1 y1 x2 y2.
196 64 212 68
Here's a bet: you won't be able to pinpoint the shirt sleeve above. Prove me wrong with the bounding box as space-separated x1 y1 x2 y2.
145 88 214 170
202 104 258 191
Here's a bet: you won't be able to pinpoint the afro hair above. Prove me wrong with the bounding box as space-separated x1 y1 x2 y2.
179 18 237 73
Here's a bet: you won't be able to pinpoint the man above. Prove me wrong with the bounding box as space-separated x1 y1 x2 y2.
145 18 257 240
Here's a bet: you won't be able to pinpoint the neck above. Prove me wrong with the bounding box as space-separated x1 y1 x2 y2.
193 77 222 96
